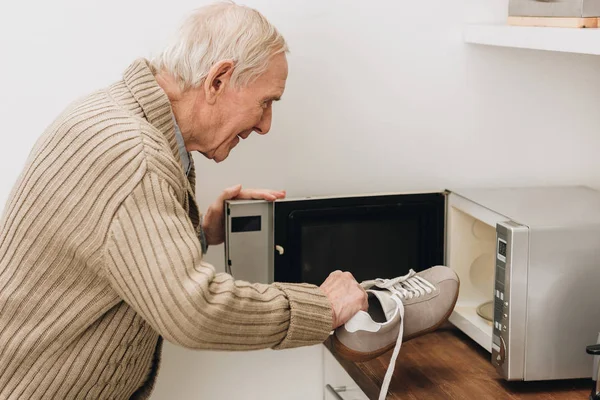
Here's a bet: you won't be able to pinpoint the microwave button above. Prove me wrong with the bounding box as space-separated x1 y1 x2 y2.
496 337 507 366
503 325 507 332
504 301 509 307
500 292 504 301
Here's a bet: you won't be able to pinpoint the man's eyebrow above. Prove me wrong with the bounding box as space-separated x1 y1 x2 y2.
265 95 282 102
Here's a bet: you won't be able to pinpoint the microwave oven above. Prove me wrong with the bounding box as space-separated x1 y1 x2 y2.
225 186 600 381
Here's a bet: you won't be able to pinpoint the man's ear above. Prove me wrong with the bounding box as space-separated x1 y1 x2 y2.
204 60 235 105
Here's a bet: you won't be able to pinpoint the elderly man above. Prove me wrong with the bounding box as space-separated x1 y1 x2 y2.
0 3 369 399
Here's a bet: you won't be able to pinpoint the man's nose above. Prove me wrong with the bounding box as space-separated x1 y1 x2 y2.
254 107 272 135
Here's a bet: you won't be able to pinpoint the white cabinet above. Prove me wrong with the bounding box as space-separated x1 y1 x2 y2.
323 346 369 400
152 342 324 400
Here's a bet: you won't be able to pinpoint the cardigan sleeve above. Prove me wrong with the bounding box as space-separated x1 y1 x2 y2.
102 171 333 350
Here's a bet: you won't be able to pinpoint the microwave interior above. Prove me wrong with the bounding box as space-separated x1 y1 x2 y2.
446 199 502 352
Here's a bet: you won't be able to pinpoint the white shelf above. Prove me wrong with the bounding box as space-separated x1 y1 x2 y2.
464 24 600 55
449 302 493 353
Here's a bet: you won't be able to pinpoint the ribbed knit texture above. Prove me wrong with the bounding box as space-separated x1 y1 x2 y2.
0 59 333 400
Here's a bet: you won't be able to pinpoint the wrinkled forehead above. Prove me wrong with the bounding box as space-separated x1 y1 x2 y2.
251 53 288 97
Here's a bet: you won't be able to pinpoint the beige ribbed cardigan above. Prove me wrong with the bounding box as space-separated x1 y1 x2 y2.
0 59 333 400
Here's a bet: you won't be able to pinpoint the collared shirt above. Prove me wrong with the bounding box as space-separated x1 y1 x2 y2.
173 117 207 254
173 118 192 176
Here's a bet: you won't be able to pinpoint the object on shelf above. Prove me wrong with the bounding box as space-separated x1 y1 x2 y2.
508 0 600 28
508 16 599 28
509 0 600 18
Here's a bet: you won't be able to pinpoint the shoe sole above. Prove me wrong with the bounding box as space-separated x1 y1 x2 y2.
331 277 460 362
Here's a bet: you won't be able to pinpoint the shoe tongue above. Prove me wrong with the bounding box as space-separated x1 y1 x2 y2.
367 289 398 321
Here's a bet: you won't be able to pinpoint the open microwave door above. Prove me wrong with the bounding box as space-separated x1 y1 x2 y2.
226 191 446 286
273 192 446 284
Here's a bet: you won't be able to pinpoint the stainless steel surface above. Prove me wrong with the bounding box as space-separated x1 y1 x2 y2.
452 186 600 228
225 200 273 284
494 222 529 381
443 186 600 380
325 385 346 400
524 222 600 380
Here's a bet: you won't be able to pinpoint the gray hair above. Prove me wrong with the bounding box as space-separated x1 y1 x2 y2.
151 2 288 89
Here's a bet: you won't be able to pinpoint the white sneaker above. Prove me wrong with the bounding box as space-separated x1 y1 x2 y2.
333 266 460 400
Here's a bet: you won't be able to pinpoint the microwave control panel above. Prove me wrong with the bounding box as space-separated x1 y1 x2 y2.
492 234 508 367
492 221 528 381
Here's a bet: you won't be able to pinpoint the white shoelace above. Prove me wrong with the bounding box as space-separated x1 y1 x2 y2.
365 269 436 299
364 270 436 400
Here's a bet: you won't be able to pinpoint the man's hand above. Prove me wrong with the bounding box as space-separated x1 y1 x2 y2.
320 271 369 330
202 184 286 246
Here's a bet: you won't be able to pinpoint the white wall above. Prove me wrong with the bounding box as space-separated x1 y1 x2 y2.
3 0 600 399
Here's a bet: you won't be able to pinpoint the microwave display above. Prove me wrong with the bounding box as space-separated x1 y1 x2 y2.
231 216 262 232
498 239 507 259
498 238 507 262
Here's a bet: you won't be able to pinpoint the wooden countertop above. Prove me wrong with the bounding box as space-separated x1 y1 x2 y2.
324 325 592 400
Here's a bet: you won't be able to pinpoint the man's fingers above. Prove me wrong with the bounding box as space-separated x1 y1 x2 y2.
220 184 243 202
320 269 367 329
217 186 285 205
234 189 286 201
